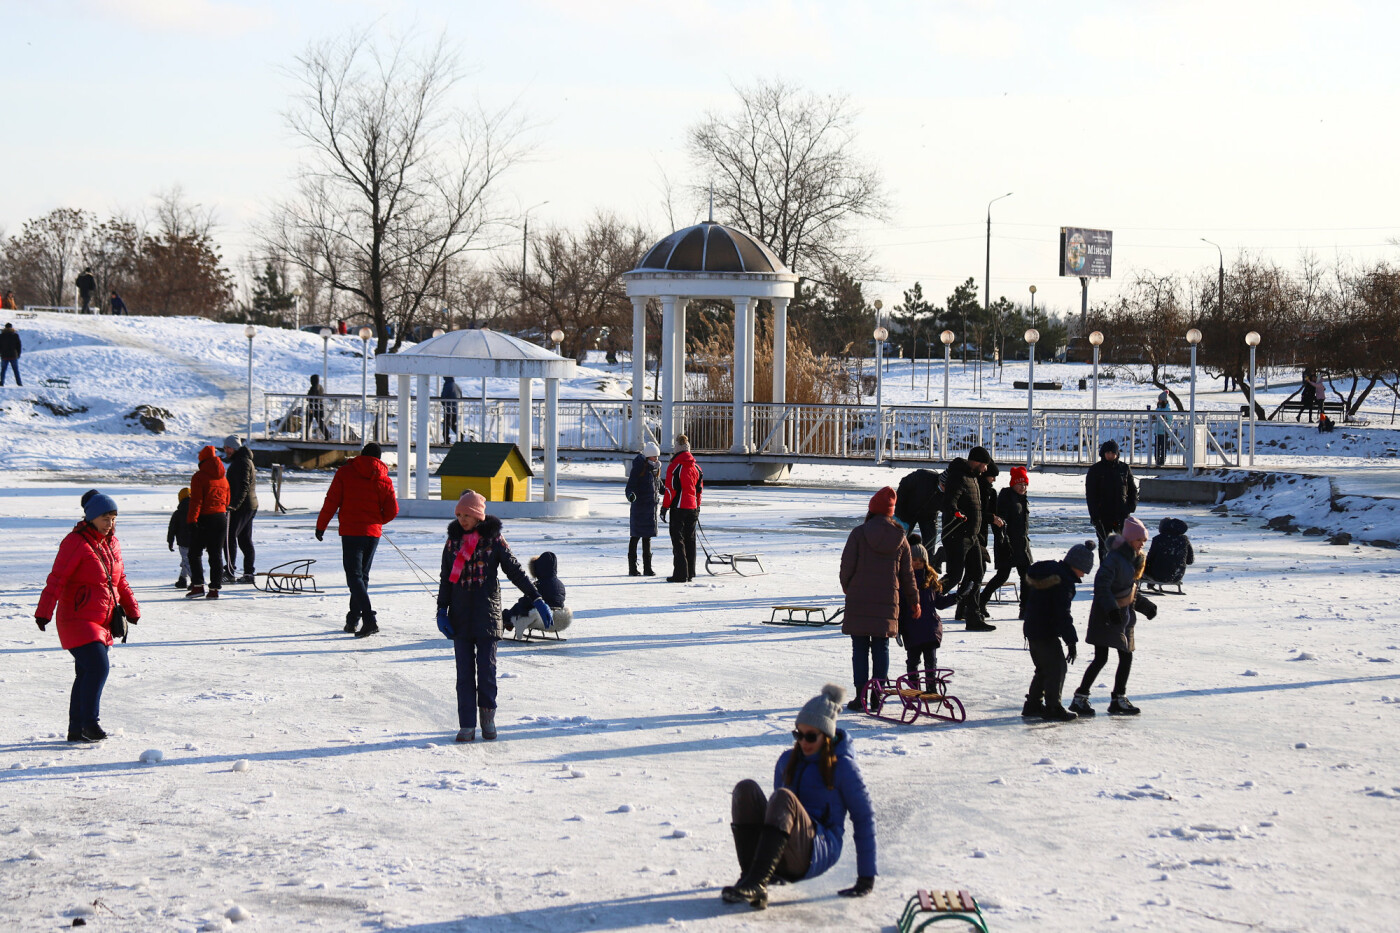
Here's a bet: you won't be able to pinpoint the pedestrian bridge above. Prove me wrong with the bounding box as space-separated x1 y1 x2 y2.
259 393 1242 473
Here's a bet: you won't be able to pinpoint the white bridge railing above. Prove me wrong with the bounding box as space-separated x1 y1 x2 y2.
260 394 1241 468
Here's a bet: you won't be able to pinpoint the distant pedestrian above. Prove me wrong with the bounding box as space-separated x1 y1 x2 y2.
316 442 399 637
36 491 141 742
0 322 21 386
75 268 97 314
1308 373 1327 423
222 435 258 584
1071 516 1150 716
1297 370 1316 423
940 446 995 631
166 486 194 589
661 434 703 583
840 486 919 710
980 465 1031 618
306 375 331 440
1153 393 1172 467
437 490 550 742
1085 439 1137 559
186 445 230 599
893 468 942 545
2 291 16 310
108 291 127 316
440 376 462 442
625 441 662 576
1022 540 1094 721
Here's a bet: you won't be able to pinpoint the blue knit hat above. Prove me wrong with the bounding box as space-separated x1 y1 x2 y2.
84 492 118 521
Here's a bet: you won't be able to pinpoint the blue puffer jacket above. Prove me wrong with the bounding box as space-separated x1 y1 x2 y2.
773 729 877 879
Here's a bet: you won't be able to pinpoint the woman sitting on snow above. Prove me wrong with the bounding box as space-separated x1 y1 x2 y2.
722 684 877 910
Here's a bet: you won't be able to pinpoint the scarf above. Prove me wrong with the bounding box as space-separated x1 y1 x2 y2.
449 531 481 584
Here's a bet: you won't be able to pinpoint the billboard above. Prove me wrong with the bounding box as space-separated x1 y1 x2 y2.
1059 227 1113 278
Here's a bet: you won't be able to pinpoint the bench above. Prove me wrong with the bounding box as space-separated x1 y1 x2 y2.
896 888 987 933
1273 399 1345 422
254 559 319 595
41 376 70 388
764 605 844 627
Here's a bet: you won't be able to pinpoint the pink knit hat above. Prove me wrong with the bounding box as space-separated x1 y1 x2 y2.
1121 515 1149 543
457 490 486 521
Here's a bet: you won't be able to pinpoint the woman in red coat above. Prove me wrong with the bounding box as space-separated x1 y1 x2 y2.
35 492 140 742
186 444 230 599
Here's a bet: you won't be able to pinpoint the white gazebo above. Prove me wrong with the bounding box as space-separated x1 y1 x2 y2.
376 329 586 518
623 221 799 455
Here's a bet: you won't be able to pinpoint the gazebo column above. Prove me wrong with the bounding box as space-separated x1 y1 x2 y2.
544 377 559 501
414 373 430 500
745 296 757 446
674 299 688 439
630 296 647 450
518 376 533 473
396 375 411 499
731 297 751 453
772 297 789 453
660 296 677 453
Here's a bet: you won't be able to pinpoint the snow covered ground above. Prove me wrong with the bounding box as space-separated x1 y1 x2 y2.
3 465 1400 931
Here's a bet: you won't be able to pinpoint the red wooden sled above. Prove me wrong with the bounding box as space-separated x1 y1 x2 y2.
859 670 966 725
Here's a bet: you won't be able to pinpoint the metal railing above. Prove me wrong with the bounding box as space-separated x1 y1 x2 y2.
260 394 1241 468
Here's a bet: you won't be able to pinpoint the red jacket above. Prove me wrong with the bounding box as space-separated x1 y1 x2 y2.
662 450 703 510
317 454 399 537
37 522 140 650
188 445 230 522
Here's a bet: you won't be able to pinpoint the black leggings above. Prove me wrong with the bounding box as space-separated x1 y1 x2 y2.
1077 644 1133 696
980 558 1028 608
628 535 652 568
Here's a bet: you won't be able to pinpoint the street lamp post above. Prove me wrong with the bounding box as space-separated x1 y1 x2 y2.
292 287 303 331
1202 238 1225 319
318 327 333 390
874 318 888 463
359 325 374 443
1186 328 1203 474
520 201 550 321
940 329 954 459
1025 328 1040 469
1246 331 1261 466
431 328 445 397
982 190 1012 391
1089 330 1104 454
244 325 256 441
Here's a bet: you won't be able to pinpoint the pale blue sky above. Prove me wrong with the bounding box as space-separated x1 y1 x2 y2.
4 0 1398 316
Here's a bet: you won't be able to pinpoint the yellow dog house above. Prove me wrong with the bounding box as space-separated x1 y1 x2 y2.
436 442 533 502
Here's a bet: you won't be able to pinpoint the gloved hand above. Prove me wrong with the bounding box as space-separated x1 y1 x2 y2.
35 617 49 631
534 598 554 629
838 876 875 897
168 542 174 552
436 607 454 639
503 617 514 632
128 616 139 625
1066 643 1077 664
315 528 325 542
626 491 636 503
659 508 669 524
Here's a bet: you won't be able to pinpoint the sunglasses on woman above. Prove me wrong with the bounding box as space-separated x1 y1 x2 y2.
791 729 823 743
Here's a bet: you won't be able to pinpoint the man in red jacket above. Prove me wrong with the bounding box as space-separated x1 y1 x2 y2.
660 434 703 583
316 443 400 637
187 445 231 599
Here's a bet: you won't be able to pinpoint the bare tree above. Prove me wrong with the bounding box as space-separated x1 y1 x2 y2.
4 208 93 306
687 79 887 277
264 30 525 393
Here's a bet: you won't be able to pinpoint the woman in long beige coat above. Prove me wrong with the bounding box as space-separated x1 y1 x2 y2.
839 486 919 711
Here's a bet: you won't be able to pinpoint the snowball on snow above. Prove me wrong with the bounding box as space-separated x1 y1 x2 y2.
231 759 250 772
224 904 252 922
138 749 164 763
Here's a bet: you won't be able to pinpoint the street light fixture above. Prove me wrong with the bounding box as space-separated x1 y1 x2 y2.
873 318 889 462
317 326 333 391
520 200 550 320
358 325 374 443
550 328 564 356
1186 327 1203 474
244 325 256 441
1025 328 1041 469
940 329 954 410
1246 331 1260 466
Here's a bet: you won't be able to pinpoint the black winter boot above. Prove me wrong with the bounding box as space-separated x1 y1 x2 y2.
721 826 789 909
730 823 762 876
1021 696 1045 718
1041 704 1077 722
354 613 379 638
629 562 640 577
1108 695 1141 716
480 708 497 740
1069 693 1095 717
343 612 359 634
175 575 188 589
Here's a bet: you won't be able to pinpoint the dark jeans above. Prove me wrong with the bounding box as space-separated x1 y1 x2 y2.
225 506 257 575
443 407 458 441
669 508 698 580
341 535 379 622
905 641 937 691
1027 637 1069 708
731 779 816 882
1093 518 1123 560
68 640 110 731
981 556 1029 611
1154 434 1167 466
851 634 890 690
188 513 228 588
1077 644 1133 696
454 636 498 728
944 534 986 620
628 535 653 570
0 358 19 386
80 290 95 313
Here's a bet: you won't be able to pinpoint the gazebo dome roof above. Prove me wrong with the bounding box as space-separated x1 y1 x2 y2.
635 221 788 275
376 328 576 380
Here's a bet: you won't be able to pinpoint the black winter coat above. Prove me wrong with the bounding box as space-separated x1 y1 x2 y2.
0 327 20 359
166 499 194 548
940 458 982 542
1085 458 1137 527
894 469 942 534
507 550 566 618
225 446 259 512
1086 542 1139 651
626 454 661 537
438 517 540 641
1021 559 1081 644
1145 518 1194 584
993 486 1031 568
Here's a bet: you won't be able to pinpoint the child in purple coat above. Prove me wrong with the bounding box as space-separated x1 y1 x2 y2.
900 544 960 692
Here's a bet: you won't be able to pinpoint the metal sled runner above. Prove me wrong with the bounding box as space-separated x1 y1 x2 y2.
253 559 320 595
763 605 844 627
697 522 766 576
859 670 966 725
896 888 988 933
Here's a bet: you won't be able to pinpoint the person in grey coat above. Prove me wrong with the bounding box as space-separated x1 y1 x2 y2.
1071 515 1149 716
625 442 662 576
